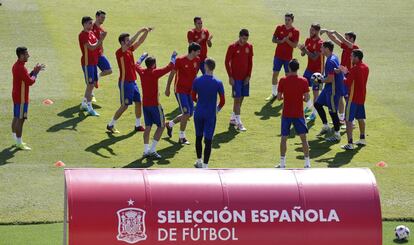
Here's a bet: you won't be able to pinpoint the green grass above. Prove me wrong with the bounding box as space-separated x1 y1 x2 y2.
0 0 413 232
0 222 412 245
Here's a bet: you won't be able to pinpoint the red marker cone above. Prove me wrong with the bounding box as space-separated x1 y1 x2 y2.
376 161 387 168
54 161 65 167
43 99 54 105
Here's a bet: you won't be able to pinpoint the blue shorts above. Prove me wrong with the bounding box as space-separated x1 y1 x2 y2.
97 55 111 72
303 69 322 91
316 89 340 113
175 93 194 116
232 80 249 98
199 60 206 75
342 84 349 98
273 57 289 73
194 113 217 140
13 103 28 119
281 117 308 136
345 102 366 122
82 65 98 85
143 106 165 127
119 81 141 105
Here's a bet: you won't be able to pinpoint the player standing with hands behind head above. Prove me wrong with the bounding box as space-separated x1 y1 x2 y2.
225 29 253 132
192 58 225 169
266 12 299 101
12 47 46 150
106 27 152 133
79 16 107 116
187 17 213 74
276 59 310 168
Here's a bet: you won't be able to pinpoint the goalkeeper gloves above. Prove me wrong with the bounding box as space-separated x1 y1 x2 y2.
136 52 149 65
171 51 178 64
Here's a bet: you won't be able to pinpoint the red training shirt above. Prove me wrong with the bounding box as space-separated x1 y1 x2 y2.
341 42 359 70
136 62 174 106
273 25 300 61
187 28 210 62
225 41 253 81
12 60 36 104
278 74 309 118
305 37 323 72
92 23 104 56
78 31 99 66
174 55 200 94
116 46 137 82
344 61 369 104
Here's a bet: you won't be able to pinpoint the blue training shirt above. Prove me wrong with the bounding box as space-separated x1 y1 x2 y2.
192 74 225 117
324 54 345 96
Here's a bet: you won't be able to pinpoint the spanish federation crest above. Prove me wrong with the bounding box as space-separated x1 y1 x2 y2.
117 205 147 244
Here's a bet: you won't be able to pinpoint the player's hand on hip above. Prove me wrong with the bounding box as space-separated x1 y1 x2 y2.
229 77 235 86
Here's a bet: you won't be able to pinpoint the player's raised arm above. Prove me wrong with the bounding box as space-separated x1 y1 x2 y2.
132 27 152 51
325 30 342 46
332 30 354 49
154 51 177 78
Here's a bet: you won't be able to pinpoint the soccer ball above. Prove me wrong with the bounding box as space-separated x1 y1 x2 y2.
311 72 323 84
395 225 410 240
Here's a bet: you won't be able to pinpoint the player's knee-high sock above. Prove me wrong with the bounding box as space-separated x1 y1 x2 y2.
329 112 340 132
196 136 203 159
203 139 212 164
314 103 327 124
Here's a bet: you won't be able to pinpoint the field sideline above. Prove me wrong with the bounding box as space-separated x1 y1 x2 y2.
0 0 413 243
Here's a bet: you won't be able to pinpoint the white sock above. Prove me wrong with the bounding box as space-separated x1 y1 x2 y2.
150 140 158 153
82 98 87 106
304 157 311 168
169 121 175 128
87 102 93 111
235 115 241 124
312 108 317 116
144 144 149 153
179 131 186 139
16 137 22 145
272 85 277 96
280 156 286 167
306 99 313 109
12 133 17 141
197 158 203 163
135 118 141 127
230 112 235 120
108 118 116 127
323 123 329 129
335 131 340 137
339 113 345 121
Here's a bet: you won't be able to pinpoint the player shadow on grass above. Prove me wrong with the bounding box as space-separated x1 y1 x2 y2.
254 100 282 120
212 125 240 149
164 107 181 121
315 146 363 168
123 138 183 168
46 104 102 132
0 146 19 166
85 131 136 158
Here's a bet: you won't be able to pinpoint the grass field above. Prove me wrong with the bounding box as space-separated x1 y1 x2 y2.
0 0 413 243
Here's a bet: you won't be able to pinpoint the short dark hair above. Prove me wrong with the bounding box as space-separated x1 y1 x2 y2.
145 56 156 68
96 10 106 17
16 47 28 58
118 33 130 44
345 32 357 42
239 29 249 37
204 58 216 71
285 12 294 20
352 49 364 60
288 59 299 72
323 41 334 52
188 42 201 54
311 23 321 31
194 16 202 23
81 16 93 25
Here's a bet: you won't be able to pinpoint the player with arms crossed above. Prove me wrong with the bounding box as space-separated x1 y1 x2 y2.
12 47 46 150
106 28 152 133
266 12 299 101
135 51 177 159
192 58 225 169
187 16 213 74
225 29 253 131
78 16 107 116
165 42 201 145
276 59 310 168
340 49 369 150
298 23 324 121
314 41 345 142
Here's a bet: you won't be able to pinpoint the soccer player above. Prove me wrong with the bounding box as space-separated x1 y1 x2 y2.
165 42 201 145
225 29 253 131
322 29 359 122
12 47 46 150
276 59 310 168
298 23 324 121
187 16 213 74
106 28 151 133
79 16 107 116
339 50 369 150
266 12 299 101
92 10 112 78
135 51 177 159
314 41 345 142
192 58 225 168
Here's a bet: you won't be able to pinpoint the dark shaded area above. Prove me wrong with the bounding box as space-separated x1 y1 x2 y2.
212 125 239 149
47 104 101 132
164 107 181 120
0 146 18 166
85 131 136 158
254 100 282 120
